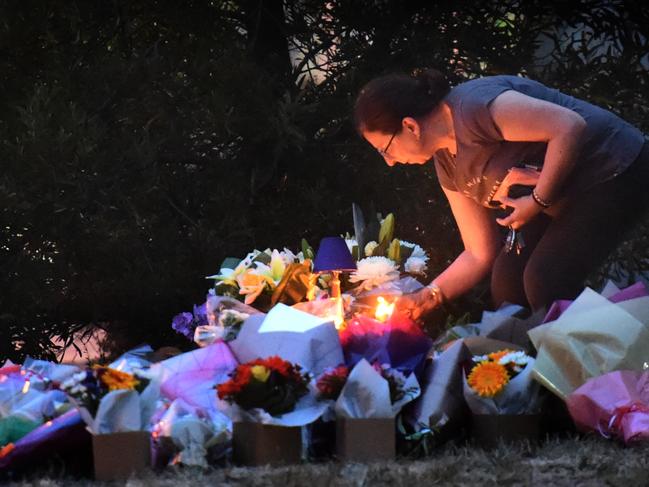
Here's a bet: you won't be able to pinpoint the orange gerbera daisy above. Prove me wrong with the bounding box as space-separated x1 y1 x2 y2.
467 361 510 397
94 366 140 391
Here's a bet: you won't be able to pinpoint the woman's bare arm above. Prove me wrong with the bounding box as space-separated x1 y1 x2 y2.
432 187 502 300
395 187 502 319
488 89 587 229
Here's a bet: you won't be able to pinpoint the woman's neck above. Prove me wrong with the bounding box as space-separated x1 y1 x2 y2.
423 102 456 156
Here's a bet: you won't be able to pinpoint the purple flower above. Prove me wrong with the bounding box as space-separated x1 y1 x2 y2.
193 303 209 327
172 312 195 340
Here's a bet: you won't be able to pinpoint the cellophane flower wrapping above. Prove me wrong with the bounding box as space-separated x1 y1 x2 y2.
0 360 75 448
152 341 238 413
340 311 432 377
334 359 420 419
151 398 230 468
217 356 329 427
529 287 649 399
60 365 160 434
566 370 649 444
463 354 542 415
542 281 648 324
0 409 90 476
229 305 344 377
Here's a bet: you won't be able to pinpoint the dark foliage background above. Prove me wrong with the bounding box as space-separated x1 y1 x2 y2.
2 0 648 361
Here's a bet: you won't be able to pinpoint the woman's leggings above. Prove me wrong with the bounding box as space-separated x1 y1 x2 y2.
491 140 649 312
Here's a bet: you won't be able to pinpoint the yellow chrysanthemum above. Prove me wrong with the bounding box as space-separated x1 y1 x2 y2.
487 349 514 363
467 362 510 397
251 365 271 383
99 367 140 391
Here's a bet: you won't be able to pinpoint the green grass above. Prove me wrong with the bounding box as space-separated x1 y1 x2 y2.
6 435 649 486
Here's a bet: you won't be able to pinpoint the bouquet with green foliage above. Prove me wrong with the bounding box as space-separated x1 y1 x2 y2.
206 244 315 310
343 204 429 293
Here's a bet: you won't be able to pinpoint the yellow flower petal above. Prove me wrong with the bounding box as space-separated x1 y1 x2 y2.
251 365 270 382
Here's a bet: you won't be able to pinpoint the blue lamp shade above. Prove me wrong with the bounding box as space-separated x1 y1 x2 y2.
312 236 357 273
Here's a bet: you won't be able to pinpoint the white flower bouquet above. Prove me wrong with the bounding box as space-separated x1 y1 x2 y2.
344 204 430 294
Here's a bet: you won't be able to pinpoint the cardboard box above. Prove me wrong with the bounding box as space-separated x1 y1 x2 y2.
232 422 302 466
151 436 177 471
472 414 541 448
336 417 395 462
92 430 151 481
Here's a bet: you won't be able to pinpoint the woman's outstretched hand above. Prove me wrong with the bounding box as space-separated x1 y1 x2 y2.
394 288 439 322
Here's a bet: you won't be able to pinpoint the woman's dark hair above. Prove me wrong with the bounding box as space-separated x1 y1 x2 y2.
353 68 450 134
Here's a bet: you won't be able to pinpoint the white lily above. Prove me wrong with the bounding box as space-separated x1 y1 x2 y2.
401 241 429 261
344 237 358 254
279 247 300 265
205 250 260 286
252 249 286 286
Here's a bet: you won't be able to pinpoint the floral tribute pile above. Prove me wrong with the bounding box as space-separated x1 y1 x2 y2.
2 207 649 477
171 205 431 347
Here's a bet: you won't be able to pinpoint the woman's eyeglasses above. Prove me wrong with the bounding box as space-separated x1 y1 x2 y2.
377 128 399 157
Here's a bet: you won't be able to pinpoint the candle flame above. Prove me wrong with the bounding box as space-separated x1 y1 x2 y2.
375 297 395 322
334 314 344 329
22 380 30 394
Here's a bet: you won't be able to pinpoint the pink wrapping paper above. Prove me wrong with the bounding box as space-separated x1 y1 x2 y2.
542 282 649 324
156 342 238 412
566 370 649 443
608 282 649 303
0 365 21 377
541 300 572 324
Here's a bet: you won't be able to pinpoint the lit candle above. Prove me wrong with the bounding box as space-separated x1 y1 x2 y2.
374 296 395 323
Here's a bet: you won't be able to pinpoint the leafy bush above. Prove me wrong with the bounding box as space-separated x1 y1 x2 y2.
1 0 647 361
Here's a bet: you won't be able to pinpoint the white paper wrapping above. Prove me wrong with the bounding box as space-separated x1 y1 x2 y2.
259 303 330 333
77 377 161 434
228 383 331 427
334 359 420 419
3 389 68 423
229 311 344 377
